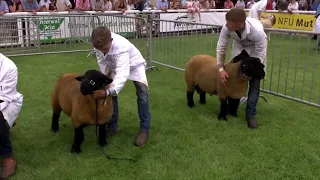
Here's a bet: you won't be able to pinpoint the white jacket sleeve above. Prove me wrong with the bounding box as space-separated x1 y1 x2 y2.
108 48 130 96
252 30 268 65
257 0 267 11
216 25 230 67
95 49 108 74
0 68 18 111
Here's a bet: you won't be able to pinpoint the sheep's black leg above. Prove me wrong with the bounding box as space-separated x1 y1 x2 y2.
71 125 85 154
228 98 240 117
51 112 61 133
98 123 108 147
199 92 206 104
187 91 195 108
218 99 228 121
195 85 206 104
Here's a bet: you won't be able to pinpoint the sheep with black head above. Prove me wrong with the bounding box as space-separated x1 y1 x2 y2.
185 54 265 121
51 69 113 154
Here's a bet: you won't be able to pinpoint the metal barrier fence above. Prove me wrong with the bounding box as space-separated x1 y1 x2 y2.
0 14 319 108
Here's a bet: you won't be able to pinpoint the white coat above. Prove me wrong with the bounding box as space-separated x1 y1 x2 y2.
216 17 268 68
94 32 148 95
0 53 23 128
248 0 268 19
315 16 320 34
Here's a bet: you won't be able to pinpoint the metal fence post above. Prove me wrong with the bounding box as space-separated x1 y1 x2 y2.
146 13 159 71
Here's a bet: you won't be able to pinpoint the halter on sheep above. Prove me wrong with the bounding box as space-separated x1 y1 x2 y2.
185 54 265 121
51 69 136 162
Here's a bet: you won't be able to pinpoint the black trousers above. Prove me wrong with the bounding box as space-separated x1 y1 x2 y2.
0 111 12 158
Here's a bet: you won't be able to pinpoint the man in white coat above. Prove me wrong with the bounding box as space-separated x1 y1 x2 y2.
0 53 23 179
90 27 151 147
248 0 271 20
216 8 267 128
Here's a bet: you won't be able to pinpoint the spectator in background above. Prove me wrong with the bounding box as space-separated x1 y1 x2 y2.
287 0 298 13
247 0 255 9
224 0 234 9
169 0 181 9
266 0 272 10
7 0 23 12
298 0 308 10
114 0 127 12
209 0 215 8
127 0 135 9
56 0 72 11
22 0 39 13
39 0 50 11
75 0 90 10
156 0 168 11
272 0 276 9
0 0 9 14
103 0 112 10
235 0 245 9
311 0 319 11
200 0 209 10
48 0 57 10
91 0 104 11
277 0 288 11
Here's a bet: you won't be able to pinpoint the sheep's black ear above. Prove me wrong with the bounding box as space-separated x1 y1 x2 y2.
75 75 84 81
106 78 113 84
0 100 4 103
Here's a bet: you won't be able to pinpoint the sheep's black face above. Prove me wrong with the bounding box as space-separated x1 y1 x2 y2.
240 57 265 80
75 69 113 96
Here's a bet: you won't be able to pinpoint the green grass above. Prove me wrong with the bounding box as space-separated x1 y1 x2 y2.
4 48 320 179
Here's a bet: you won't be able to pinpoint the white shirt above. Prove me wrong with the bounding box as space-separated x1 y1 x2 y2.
216 17 268 67
0 53 23 127
39 0 50 8
287 2 299 11
248 0 268 19
94 32 148 95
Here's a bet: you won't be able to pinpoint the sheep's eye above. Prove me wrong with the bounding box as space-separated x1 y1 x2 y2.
90 80 95 85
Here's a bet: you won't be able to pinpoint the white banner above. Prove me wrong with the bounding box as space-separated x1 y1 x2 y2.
159 12 227 32
27 14 137 42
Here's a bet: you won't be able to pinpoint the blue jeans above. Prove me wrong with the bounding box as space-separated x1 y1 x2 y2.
0 111 12 158
108 81 152 132
246 78 261 120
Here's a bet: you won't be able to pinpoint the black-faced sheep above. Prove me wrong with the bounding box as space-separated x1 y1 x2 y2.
185 54 265 121
51 69 113 154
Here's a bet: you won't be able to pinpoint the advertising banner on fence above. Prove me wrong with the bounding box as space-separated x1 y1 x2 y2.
28 14 137 43
159 12 225 32
260 12 315 31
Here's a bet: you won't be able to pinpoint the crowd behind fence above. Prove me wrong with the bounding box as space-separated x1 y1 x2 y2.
0 10 319 109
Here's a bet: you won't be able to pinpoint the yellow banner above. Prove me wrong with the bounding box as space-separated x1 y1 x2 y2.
246 12 316 31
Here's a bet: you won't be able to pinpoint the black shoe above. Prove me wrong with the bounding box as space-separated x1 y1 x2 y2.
247 119 257 129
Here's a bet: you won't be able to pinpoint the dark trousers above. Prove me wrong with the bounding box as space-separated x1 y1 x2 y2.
232 50 261 120
108 81 152 132
0 111 13 158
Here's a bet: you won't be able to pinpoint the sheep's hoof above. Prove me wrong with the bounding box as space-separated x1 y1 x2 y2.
99 140 108 147
229 112 238 117
217 113 227 121
187 102 195 108
71 145 82 154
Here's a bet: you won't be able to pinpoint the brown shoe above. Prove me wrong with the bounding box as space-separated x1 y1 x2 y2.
1 156 16 179
247 119 257 129
134 130 148 147
106 128 120 137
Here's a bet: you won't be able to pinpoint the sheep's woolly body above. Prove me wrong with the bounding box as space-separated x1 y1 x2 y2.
185 54 248 100
51 73 113 128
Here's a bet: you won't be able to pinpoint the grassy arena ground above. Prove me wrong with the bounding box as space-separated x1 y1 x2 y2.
3 33 320 179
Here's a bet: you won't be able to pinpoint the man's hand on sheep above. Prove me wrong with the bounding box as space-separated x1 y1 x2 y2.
219 70 229 86
93 90 109 99
241 74 252 81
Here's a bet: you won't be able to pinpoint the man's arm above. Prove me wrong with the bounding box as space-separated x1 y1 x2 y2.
0 69 18 111
216 25 230 70
257 0 268 19
252 30 268 65
106 50 130 96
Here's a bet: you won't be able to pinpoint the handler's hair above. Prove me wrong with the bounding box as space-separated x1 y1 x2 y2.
91 26 112 49
226 8 247 23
